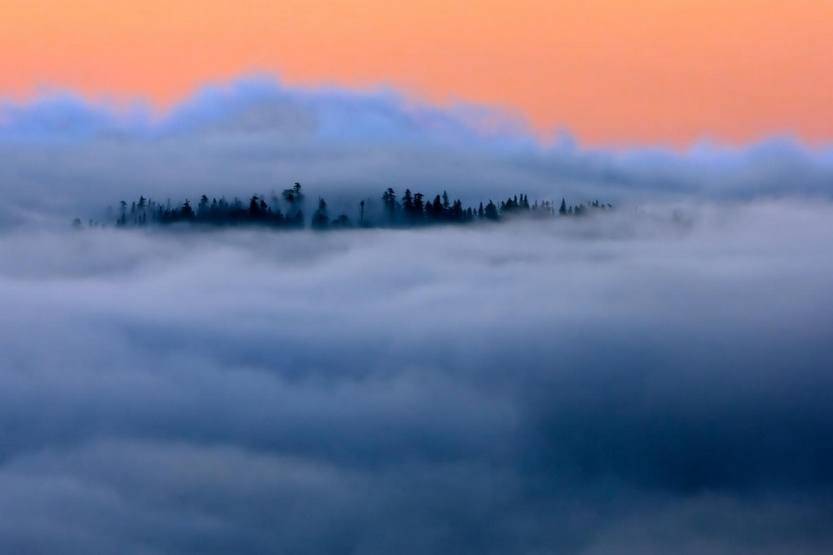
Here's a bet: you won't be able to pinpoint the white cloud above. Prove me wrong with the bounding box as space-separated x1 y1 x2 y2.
1 201 832 552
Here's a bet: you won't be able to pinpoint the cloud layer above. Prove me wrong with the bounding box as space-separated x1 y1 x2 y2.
2 201 833 553
2 78 833 553
2 77 833 229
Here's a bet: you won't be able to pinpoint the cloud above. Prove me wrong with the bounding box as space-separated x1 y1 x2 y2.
2 77 832 552
1 200 833 553
1 76 833 229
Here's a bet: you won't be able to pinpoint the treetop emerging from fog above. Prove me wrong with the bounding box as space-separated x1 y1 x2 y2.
80 183 612 231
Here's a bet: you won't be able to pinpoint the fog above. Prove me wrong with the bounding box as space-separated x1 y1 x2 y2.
1 77 833 229
1 200 832 553
2 78 833 553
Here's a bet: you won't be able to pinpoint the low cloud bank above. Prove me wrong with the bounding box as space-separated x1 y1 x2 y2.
2 77 832 552
1 77 833 228
1 202 832 553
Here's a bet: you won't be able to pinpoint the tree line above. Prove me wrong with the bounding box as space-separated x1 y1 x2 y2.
75 183 612 230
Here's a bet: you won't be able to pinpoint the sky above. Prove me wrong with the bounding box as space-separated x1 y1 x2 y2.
1 0 832 146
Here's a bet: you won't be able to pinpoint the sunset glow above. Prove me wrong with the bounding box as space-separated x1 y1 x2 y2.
2 0 831 145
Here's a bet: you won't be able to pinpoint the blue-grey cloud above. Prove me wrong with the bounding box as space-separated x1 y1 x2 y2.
2 77 833 553
1 201 833 553
1 76 833 229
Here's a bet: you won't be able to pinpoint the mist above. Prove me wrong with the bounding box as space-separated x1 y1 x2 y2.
2 77 833 553
2 77 833 229
1 199 832 553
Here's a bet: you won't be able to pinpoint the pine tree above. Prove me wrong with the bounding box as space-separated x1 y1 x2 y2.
312 198 329 229
382 188 397 224
180 200 195 220
485 200 499 221
413 192 425 222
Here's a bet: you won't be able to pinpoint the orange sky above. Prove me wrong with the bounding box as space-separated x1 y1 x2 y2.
0 0 831 145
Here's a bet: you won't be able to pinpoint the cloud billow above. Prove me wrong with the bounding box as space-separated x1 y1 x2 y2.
1 76 833 229
1 201 833 553
2 77 833 553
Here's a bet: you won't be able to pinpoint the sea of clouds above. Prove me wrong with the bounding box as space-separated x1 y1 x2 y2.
1 77 833 553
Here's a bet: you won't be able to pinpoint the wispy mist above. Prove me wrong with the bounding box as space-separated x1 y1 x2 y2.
1 77 833 228
2 78 833 553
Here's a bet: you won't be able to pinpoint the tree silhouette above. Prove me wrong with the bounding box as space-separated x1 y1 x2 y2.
282 182 305 217
431 195 443 221
382 188 398 224
101 185 610 231
311 198 329 229
485 200 499 221
413 192 425 223
180 200 195 220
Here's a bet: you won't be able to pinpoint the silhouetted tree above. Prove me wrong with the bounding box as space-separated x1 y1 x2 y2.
104 187 610 231
431 195 443 221
382 188 397 224
198 195 209 218
180 200 195 220
311 198 329 229
249 196 262 219
413 192 425 223
485 200 499 221
282 182 305 216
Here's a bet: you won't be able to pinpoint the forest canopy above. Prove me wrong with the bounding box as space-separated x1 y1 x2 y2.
78 183 612 230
